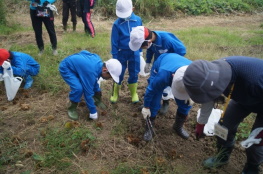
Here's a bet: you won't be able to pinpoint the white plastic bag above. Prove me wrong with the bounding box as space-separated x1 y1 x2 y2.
162 86 175 100
240 127 263 148
139 56 150 77
197 108 222 136
3 67 23 101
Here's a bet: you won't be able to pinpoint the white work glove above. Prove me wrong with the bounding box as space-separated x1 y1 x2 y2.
141 107 151 119
144 63 151 73
185 98 194 106
240 128 263 148
2 61 11 69
89 112 98 120
0 73 3 81
140 52 143 57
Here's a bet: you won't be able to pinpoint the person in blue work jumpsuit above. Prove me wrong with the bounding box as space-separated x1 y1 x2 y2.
59 50 122 121
181 56 263 174
0 49 40 89
141 53 192 141
110 0 143 104
129 26 187 115
28 0 58 55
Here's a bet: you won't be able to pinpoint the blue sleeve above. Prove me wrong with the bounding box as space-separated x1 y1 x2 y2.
144 70 171 107
111 23 119 59
43 0 56 4
83 77 97 114
93 80 101 93
0 67 3 74
12 57 26 77
146 48 154 64
166 36 186 56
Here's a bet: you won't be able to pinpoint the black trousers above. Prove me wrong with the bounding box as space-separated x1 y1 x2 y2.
62 1 77 26
217 99 263 165
30 9 57 50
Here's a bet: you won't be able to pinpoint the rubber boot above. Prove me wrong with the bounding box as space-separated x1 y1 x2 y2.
24 75 33 89
63 24 67 32
203 145 234 168
242 163 259 174
73 23 76 32
159 100 169 114
110 83 120 103
128 83 139 103
143 117 155 141
173 112 189 139
67 101 79 120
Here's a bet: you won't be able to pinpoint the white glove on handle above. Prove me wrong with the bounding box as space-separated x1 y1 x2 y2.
2 61 11 69
89 112 98 120
141 107 151 120
144 63 151 73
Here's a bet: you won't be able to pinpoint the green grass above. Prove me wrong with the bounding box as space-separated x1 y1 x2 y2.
175 26 263 60
38 127 96 170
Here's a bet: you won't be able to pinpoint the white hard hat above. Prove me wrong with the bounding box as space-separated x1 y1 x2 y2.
172 65 190 100
116 0 133 18
129 26 145 51
105 59 122 83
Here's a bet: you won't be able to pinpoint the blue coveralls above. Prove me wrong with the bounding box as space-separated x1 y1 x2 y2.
145 31 186 99
144 53 192 117
59 50 103 114
145 31 186 64
0 52 40 77
216 56 263 166
111 12 142 85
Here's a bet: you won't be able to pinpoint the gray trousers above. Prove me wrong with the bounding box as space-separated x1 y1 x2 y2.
218 99 263 165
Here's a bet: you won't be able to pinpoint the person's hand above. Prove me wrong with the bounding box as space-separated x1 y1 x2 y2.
184 98 194 106
89 112 98 120
141 107 151 119
144 63 151 73
90 9 94 13
2 61 11 69
255 130 263 146
195 123 205 140
43 1 49 7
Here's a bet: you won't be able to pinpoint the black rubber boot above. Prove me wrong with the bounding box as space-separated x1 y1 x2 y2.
143 117 155 141
159 100 169 115
242 163 259 174
73 23 76 32
63 24 67 32
203 145 234 168
173 112 189 139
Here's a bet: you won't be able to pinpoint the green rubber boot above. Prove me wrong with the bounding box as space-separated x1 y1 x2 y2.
128 83 139 103
110 83 120 103
203 146 233 168
67 101 79 120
